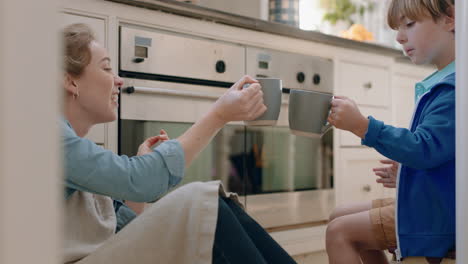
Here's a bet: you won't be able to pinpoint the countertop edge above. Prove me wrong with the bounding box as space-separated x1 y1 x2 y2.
106 0 408 59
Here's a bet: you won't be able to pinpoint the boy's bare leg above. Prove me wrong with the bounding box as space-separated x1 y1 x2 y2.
329 202 390 263
326 210 389 264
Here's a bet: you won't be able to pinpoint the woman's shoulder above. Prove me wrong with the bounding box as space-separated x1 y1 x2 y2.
59 118 77 138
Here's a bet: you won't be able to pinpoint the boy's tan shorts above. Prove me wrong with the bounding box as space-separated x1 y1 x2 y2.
370 198 397 249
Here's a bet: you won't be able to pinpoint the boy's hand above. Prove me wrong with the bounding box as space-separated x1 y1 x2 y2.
373 159 398 188
137 129 169 156
328 96 369 138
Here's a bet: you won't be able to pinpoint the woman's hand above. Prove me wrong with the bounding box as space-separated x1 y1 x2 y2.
211 75 267 124
128 129 169 215
137 129 169 156
328 96 369 138
373 159 398 188
177 75 266 167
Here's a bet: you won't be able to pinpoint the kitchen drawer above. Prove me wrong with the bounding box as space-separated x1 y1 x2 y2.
339 106 392 147
392 74 417 128
338 61 391 107
335 148 386 205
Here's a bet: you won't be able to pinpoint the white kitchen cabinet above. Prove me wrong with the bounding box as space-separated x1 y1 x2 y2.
59 12 107 145
335 62 432 206
335 147 387 205
60 12 106 44
337 60 391 108
392 63 434 128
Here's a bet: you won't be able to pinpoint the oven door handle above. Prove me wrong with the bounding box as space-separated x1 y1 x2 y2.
123 86 221 100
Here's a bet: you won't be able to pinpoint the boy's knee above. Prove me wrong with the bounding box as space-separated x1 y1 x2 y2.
327 217 345 239
326 217 355 244
329 206 347 222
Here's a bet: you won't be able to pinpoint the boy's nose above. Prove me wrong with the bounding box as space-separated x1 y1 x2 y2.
396 30 407 44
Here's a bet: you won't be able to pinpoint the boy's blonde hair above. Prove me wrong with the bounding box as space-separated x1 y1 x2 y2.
387 0 454 29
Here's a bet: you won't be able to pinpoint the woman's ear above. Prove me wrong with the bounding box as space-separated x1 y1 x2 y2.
64 73 78 96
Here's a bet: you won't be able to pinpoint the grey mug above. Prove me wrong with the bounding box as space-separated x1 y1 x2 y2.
244 78 282 126
288 89 333 138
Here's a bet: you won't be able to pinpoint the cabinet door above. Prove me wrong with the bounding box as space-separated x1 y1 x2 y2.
392 74 417 128
59 13 107 145
335 148 386 205
338 61 391 108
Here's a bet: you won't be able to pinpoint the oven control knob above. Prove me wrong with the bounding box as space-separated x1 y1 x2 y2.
313 74 321 85
215 60 226 73
296 72 305 83
133 58 145 63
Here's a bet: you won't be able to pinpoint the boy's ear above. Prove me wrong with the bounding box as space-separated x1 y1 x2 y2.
444 6 455 32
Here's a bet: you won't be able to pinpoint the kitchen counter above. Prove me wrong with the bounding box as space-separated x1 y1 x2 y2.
106 0 406 59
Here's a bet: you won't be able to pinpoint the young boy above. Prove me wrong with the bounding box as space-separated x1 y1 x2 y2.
325 0 455 263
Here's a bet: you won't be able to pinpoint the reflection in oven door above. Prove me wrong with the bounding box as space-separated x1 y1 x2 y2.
120 120 333 196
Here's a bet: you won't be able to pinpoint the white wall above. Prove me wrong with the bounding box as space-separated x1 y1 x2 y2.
197 0 268 20
0 0 61 263
456 0 468 263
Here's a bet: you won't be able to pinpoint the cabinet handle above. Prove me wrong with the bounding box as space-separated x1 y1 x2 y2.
362 184 371 192
363 82 373 89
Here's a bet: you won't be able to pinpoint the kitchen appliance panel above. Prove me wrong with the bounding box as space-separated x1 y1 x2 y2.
120 26 245 83
246 47 333 93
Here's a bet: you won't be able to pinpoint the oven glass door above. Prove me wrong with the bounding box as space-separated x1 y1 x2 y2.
121 121 333 193
118 78 334 229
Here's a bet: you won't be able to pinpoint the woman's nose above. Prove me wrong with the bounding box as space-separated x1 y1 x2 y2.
114 75 124 87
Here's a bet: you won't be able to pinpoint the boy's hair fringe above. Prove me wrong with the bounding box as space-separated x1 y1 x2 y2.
387 0 454 29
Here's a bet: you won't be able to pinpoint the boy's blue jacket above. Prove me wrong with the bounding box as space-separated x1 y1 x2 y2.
362 73 455 258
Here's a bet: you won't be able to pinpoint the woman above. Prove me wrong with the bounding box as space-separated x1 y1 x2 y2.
62 23 296 264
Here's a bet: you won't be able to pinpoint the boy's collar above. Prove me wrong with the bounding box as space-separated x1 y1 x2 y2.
414 61 455 103
421 61 455 88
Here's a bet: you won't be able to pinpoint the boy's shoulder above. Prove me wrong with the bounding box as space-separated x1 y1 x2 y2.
428 72 455 96
435 72 456 87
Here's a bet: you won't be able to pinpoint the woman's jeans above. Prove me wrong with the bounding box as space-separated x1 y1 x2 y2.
212 197 297 264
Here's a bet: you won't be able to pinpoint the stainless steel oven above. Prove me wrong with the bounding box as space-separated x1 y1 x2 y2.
118 24 334 230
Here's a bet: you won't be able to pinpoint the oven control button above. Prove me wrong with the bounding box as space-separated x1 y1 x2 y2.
215 60 226 73
296 72 305 83
124 86 135 94
313 74 321 85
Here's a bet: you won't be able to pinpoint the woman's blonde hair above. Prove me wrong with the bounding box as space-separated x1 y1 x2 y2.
63 23 95 76
387 0 455 29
